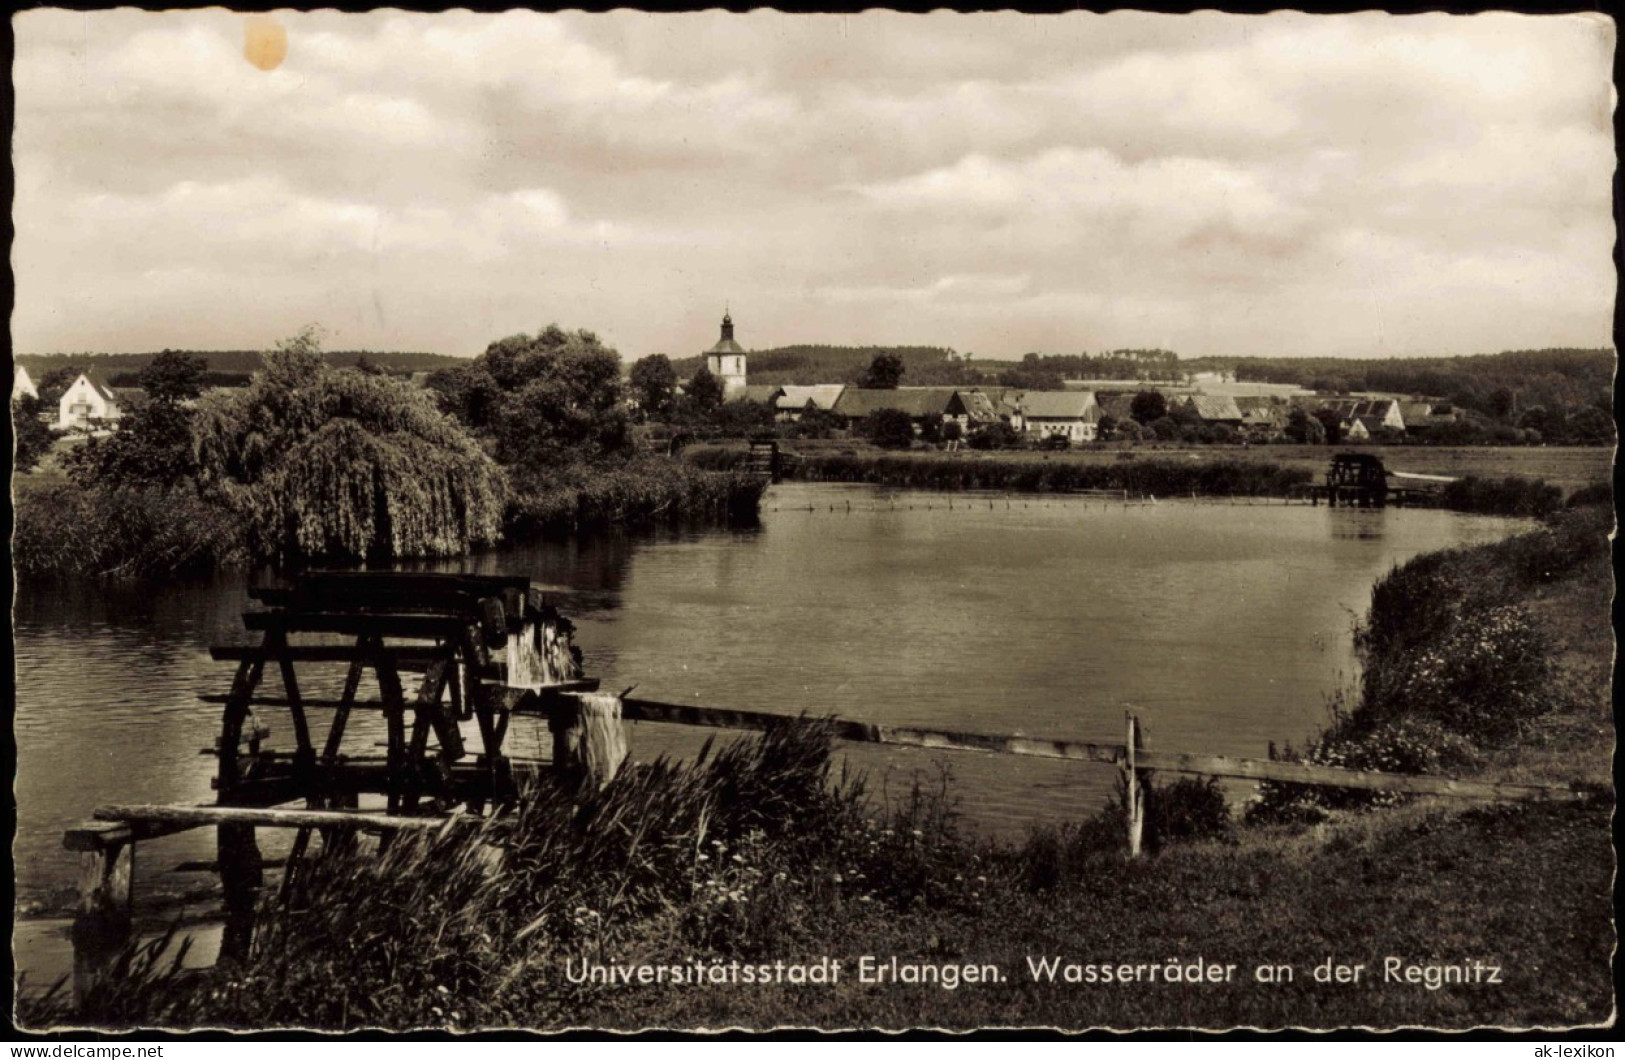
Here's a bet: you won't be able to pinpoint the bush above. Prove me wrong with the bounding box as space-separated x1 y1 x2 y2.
1440 475 1563 518
1368 605 1553 745
866 408 917 449
1564 481 1613 509
1248 717 1481 824
967 422 1022 450
1039 432 1070 451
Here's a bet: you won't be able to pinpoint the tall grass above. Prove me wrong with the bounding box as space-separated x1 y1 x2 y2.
688 447 1311 497
505 456 766 535
11 481 251 578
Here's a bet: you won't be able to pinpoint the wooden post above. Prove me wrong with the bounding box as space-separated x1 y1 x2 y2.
218 824 262 963
549 692 628 792
1124 712 1145 859
70 839 133 1009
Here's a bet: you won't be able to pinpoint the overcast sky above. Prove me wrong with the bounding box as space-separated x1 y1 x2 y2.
12 10 1617 362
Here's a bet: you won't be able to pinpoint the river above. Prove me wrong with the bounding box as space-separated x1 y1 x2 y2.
13 482 1530 913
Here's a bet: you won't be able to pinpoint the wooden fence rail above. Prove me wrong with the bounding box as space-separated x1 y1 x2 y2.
64 694 1586 1006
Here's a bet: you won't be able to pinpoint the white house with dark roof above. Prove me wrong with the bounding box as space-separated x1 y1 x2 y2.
56 371 125 430
1016 391 1101 442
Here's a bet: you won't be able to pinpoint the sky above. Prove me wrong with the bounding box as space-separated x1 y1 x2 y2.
11 10 1617 362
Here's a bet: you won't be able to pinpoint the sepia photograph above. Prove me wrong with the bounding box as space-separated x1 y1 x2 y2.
8 7 1618 1036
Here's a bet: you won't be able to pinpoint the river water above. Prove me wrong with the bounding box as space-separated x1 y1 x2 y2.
13 482 1529 911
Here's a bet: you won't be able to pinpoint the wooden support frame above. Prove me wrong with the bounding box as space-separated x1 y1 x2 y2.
1123 712 1145 859
69 835 133 1007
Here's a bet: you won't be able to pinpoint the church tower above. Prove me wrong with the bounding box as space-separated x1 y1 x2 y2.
704 309 747 397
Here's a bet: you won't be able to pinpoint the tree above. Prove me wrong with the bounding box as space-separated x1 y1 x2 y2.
66 351 210 491
139 351 208 403
866 408 916 449
1284 408 1327 444
1130 391 1167 424
1310 407 1344 444
426 363 504 430
456 326 633 464
859 353 905 389
685 367 725 414
189 328 507 562
1565 406 1614 444
1487 386 1517 421
1096 414 1119 440
11 396 56 473
629 355 678 420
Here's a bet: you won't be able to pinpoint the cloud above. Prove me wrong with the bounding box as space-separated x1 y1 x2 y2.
11 9 1615 360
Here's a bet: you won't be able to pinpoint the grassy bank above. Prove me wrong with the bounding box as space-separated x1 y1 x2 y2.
690 446 1313 498
689 443 1598 517
9 457 766 580
24 501 1614 1032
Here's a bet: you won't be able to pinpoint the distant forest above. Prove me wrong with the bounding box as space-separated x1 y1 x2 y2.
1185 348 1614 415
15 350 464 388
668 345 983 386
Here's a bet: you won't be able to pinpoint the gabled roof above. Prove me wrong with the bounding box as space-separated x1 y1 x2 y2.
947 390 1000 422
73 370 121 404
1186 395 1244 422
833 387 955 419
738 384 784 404
1019 391 1099 420
777 384 846 412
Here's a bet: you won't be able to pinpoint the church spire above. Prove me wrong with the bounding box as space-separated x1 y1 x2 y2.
720 307 734 344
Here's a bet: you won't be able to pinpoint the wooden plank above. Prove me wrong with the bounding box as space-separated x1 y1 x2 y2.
242 611 471 639
94 803 485 834
210 645 449 668
618 697 1122 765
249 574 530 615
615 697 1579 803
1133 750 1583 801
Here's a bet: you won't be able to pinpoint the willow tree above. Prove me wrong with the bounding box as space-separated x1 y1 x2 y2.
192 330 509 563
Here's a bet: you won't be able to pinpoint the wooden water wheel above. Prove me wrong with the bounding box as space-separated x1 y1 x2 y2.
203 571 597 957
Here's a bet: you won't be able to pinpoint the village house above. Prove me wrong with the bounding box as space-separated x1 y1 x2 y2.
773 384 846 422
55 371 127 431
1233 396 1287 438
13 365 39 402
1015 391 1102 442
944 389 1001 430
831 387 955 428
1180 394 1245 427
1397 400 1461 436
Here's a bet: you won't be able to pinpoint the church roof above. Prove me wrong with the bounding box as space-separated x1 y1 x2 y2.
707 338 746 355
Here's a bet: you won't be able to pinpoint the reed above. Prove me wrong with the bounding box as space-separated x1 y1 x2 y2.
687 447 1312 497
505 456 766 535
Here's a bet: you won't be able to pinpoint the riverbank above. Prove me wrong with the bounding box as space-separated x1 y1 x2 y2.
9 457 767 579
687 442 1599 517
21 501 1613 1031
